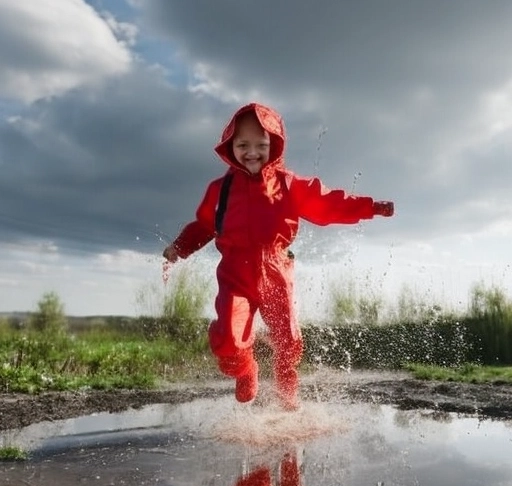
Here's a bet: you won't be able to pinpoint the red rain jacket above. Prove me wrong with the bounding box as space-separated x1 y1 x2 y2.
173 103 376 259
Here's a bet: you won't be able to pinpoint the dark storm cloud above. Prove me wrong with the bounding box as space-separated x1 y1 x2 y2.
0 70 228 254
141 0 512 96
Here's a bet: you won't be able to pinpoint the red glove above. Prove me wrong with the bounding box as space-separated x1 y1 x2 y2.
373 201 394 217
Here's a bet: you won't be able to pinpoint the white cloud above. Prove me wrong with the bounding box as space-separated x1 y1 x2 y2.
0 0 132 103
187 62 273 106
480 79 512 140
188 62 240 103
101 10 138 48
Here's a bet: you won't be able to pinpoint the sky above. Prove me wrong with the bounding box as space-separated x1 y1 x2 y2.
1 0 511 318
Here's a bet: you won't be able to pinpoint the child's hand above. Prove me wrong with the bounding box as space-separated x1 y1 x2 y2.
163 245 179 263
373 201 394 217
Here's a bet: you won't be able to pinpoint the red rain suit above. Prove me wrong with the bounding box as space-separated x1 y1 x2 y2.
171 103 377 398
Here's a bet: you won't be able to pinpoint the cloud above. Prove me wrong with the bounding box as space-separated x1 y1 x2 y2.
0 67 229 255
0 0 132 103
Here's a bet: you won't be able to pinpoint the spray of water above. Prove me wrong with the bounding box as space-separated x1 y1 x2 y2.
314 125 328 174
133 223 175 284
210 398 349 447
350 171 363 195
135 223 172 247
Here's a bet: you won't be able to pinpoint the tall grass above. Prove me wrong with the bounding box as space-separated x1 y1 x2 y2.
465 282 512 365
136 263 212 342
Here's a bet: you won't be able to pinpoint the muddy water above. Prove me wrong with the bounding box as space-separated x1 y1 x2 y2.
1 395 512 485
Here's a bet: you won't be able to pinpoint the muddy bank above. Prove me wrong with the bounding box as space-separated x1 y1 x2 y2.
1 371 511 431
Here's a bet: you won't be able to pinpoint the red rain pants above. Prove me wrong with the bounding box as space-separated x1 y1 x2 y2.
208 246 303 397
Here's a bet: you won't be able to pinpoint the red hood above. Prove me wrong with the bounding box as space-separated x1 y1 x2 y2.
214 103 286 173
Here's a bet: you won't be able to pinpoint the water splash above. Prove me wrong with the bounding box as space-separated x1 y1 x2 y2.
162 260 171 285
350 171 363 194
210 399 348 447
134 224 172 248
314 125 328 174
133 223 174 284
152 223 172 244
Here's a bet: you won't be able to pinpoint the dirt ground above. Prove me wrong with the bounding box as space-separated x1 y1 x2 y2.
1 370 511 431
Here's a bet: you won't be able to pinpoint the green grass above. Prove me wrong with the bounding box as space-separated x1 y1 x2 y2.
0 266 219 394
405 363 512 383
0 446 28 461
2 324 512 394
0 326 216 394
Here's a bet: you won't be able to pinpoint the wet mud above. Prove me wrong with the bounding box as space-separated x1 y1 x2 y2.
1 370 511 431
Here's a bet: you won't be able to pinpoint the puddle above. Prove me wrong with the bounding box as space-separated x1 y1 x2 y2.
1 396 512 485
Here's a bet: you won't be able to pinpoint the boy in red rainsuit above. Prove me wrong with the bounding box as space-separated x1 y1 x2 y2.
163 103 394 410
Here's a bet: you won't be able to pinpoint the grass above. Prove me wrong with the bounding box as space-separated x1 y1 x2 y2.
0 273 218 394
405 363 512 384
0 326 217 394
0 446 28 461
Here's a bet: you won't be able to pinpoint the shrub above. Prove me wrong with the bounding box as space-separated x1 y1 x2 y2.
303 318 472 370
29 292 67 336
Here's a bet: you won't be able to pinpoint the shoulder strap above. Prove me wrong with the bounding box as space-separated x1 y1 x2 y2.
277 170 292 191
215 173 233 235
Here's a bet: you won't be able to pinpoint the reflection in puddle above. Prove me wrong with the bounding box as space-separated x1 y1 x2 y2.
1 397 512 485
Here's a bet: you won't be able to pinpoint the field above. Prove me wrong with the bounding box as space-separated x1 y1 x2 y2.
1 277 512 437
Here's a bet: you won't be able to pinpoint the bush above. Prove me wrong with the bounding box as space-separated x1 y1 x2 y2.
138 263 212 345
303 318 472 370
29 292 67 336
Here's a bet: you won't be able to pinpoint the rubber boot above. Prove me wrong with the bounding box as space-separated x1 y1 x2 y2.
275 367 300 411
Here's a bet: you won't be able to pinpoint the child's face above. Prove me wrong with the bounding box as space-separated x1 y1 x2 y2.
232 115 270 174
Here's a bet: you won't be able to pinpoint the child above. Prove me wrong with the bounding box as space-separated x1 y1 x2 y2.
163 102 394 410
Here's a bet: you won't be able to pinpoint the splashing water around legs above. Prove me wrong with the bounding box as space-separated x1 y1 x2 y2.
210 396 349 448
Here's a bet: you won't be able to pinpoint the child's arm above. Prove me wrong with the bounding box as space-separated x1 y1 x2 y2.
162 180 220 261
169 220 215 259
290 175 393 225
